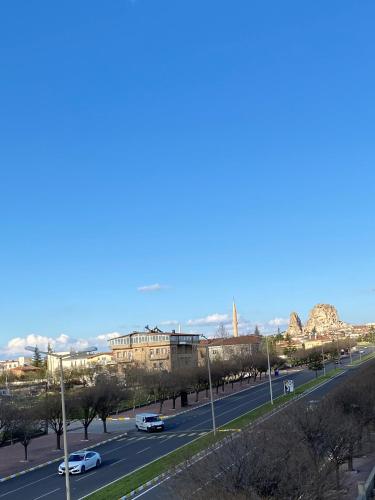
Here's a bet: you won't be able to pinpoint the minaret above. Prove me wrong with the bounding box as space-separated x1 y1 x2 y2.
232 299 239 337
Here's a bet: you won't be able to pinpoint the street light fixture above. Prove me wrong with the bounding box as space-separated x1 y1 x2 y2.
25 345 97 500
200 335 216 435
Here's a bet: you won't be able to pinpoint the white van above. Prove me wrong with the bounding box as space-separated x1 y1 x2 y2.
135 413 165 432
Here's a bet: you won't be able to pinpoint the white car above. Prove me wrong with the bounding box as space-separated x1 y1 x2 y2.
135 413 165 432
58 451 101 475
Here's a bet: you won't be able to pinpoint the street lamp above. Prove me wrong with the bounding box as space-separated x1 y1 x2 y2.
321 342 326 376
26 345 97 500
348 334 353 364
265 334 273 405
200 335 216 435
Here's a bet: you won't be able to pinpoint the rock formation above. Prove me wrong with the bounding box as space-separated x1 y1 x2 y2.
304 304 345 335
286 312 303 337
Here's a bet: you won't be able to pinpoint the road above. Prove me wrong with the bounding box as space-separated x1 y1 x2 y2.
0 348 372 500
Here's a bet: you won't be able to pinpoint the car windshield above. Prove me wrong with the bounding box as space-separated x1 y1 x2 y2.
145 416 158 422
69 454 84 462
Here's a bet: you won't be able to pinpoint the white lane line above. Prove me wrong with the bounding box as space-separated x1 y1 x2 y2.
101 444 128 455
178 433 187 437
0 473 57 497
128 437 137 440
32 488 60 500
75 471 97 482
188 433 196 436
109 458 128 467
136 447 151 454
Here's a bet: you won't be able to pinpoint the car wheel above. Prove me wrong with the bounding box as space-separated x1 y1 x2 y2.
81 465 86 474
96 460 100 468
136 425 139 431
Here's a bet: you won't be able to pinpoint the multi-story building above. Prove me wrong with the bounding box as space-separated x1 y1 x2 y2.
47 351 114 375
0 357 32 372
108 327 200 372
198 335 262 366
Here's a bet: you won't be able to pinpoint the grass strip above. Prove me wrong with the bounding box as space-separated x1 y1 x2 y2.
86 368 344 500
351 351 375 366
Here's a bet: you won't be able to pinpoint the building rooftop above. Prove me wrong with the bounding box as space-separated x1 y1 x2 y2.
200 334 262 347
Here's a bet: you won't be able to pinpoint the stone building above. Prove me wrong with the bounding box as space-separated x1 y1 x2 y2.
198 335 262 366
108 327 200 372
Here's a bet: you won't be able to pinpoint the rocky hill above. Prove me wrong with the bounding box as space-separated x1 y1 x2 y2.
286 303 348 338
304 304 346 335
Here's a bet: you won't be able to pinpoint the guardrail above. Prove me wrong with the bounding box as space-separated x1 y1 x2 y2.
357 465 375 500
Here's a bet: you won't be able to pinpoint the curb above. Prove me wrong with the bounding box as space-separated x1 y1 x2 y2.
107 417 132 421
0 432 128 483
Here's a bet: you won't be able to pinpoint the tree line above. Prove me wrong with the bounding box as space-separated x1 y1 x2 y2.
0 339 355 462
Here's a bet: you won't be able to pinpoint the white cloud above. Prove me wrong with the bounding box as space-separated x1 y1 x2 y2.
96 332 121 341
160 320 179 326
187 313 230 326
137 283 168 292
268 317 289 327
0 331 123 359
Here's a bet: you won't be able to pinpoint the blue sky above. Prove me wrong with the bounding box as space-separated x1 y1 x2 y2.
1 1 374 356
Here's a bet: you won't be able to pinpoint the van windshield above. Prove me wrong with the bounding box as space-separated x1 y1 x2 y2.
145 416 158 423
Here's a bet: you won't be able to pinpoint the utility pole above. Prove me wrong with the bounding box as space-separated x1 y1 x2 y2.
200 335 216 435
321 342 326 376
266 335 273 405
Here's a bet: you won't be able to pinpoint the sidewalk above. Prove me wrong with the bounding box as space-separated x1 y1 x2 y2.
0 369 298 479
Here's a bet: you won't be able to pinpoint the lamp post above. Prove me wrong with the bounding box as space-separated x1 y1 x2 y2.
26 345 97 500
348 334 353 364
321 342 326 376
265 335 273 405
200 335 216 435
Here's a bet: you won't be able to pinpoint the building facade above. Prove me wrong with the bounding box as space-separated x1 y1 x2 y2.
198 335 262 366
47 351 114 375
108 328 200 372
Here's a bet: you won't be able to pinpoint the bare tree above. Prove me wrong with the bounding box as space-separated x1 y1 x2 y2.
72 387 98 440
12 404 44 461
216 323 229 338
95 375 127 433
41 393 73 450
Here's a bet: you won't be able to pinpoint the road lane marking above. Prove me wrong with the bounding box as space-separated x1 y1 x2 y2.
136 447 151 454
75 471 97 482
178 433 187 437
109 458 128 467
32 488 60 500
0 473 57 497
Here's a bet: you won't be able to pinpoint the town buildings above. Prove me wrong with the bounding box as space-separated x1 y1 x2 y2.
47 351 114 375
0 357 31 372
198 335 262 365
108 327 200 372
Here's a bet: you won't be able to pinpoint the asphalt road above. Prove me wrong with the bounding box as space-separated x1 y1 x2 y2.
0 348 372 500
